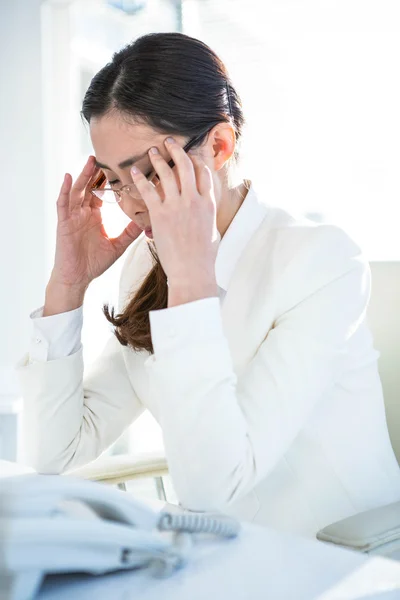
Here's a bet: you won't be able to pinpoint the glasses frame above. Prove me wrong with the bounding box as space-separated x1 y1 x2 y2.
91 128 211 204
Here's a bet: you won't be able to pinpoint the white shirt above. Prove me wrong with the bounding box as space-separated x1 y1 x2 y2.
17 184 400 539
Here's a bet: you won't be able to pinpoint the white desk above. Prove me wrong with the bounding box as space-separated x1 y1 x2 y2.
2 461 400 600
37 522 400 600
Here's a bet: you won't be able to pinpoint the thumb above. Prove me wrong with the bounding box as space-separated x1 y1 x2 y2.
111 220 142 257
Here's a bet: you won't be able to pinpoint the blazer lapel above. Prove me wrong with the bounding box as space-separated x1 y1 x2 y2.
220 212 272 375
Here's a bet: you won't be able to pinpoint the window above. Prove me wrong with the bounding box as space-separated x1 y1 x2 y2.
182 0 400 260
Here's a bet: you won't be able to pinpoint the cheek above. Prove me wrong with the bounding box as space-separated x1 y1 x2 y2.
117 202 140 221
117 196 147 214
117 204 132 219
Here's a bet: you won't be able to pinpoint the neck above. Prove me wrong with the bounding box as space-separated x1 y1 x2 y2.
217 179 249 238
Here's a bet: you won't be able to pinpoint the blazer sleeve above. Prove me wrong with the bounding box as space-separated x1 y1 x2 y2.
145 225 372 512
28 304 83 363
15 241 145 474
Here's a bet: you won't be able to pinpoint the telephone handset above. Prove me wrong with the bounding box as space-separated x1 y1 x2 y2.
0 474 240 600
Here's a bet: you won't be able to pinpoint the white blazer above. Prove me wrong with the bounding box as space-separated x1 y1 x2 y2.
16 184 400 539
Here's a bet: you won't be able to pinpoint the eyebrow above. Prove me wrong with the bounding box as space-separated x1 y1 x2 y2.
95 149 150 171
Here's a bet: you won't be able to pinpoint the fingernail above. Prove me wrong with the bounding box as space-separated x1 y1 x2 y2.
131 166 139 175
166 137 175 144
150 147 159 154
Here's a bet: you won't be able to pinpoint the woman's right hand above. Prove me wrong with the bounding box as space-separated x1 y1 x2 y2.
49 156 143 292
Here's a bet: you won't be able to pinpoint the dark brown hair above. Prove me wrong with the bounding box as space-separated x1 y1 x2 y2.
81 32 245 354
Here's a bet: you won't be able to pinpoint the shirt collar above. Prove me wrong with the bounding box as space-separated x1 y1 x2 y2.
215 182 268 292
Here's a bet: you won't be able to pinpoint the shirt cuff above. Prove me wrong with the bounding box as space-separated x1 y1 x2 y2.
149 297 224 357
29 304 84 362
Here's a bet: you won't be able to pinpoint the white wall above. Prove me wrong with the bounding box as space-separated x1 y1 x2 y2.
0 0 46 424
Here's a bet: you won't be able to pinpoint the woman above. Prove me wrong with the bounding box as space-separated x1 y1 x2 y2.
16 32 400 538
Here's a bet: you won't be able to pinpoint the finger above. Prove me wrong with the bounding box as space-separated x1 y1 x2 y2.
110 220 143 258
82 167 102 208
70 156 97 209
188 152 214 197
147 145 181 202
130 166 162 213
161 137 197 197
90 195 104 210
56 173 73 222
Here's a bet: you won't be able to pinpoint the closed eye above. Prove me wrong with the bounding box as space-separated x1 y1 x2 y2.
108 170 152 186
106 163 154 187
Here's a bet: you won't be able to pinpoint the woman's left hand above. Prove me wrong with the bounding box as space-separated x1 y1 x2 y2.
130 137 220 305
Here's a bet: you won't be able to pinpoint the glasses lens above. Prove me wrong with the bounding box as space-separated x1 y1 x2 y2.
124 184 142 200
92 176 160 203
93 189 120 203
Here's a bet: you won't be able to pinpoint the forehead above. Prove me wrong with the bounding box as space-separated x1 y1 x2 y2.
89 114 161 169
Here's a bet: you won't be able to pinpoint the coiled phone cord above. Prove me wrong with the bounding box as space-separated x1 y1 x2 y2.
148 511 240 577
157 510 241 538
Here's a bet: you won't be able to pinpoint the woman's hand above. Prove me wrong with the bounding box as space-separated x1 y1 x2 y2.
130 138 220 306
50 156 142 291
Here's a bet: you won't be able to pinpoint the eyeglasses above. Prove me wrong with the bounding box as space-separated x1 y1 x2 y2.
91 129 210 204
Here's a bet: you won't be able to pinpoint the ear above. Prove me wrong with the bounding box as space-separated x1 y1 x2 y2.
204 123 236 171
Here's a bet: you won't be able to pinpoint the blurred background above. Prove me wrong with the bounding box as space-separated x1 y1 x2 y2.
1 0 400 497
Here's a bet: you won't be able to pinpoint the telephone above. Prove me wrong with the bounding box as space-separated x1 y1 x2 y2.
0 474 240 600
